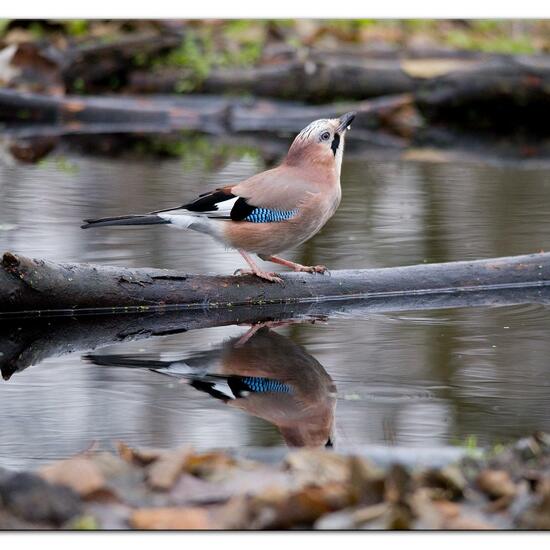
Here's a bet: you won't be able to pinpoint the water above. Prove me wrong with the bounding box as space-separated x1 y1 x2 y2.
1 136 550 469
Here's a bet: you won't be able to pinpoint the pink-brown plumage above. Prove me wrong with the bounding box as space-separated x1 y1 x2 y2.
220 326 336 447
223 187 340 255
82 112 356 282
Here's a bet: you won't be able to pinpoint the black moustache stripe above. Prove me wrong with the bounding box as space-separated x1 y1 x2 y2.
331 133 340 156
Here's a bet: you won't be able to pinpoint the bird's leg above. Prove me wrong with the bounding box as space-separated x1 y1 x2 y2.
260 254 327 274
234 250 283 283
235 317 327 347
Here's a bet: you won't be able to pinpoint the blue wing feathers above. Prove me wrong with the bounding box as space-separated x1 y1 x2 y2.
244 208 299 223
241 376 292 394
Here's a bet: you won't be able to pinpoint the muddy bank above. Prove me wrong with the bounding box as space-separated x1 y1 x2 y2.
1 433 549 529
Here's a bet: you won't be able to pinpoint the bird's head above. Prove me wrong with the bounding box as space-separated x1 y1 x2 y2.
285 111 356 176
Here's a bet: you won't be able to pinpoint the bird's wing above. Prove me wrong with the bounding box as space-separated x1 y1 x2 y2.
231 165 319 211
152 166 318 223
152 188 240 219
186 374 293 403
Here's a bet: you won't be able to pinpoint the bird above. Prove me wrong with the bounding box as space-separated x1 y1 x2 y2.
82 112 356 283
86 324 336 448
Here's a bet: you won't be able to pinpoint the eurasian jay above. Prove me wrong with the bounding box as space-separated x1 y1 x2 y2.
82 112 356 282
86 325 336 448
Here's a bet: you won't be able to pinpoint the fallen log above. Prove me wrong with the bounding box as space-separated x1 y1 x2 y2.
127 50 550 132
0 32 183 95
62 32 183 92
1 251 550 316
124 49 501 100
0 88 414 137
4 35 550 133
415 55 550 131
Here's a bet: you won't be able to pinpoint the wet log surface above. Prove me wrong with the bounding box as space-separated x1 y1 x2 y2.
1 251 550 316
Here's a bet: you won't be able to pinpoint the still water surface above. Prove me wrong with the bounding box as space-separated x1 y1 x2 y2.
1 138 550 468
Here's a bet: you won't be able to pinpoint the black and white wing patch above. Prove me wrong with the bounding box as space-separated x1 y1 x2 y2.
182 190 239 218
152 190 239 219
154 189 298 223
181 190 258 221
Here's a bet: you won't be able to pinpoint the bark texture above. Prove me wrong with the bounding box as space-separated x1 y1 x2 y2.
1 251 550 316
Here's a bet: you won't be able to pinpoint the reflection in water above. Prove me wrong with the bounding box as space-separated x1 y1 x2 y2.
2 134 550 464
87 326 336 448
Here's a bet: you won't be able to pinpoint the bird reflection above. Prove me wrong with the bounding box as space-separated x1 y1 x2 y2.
86 326 336 448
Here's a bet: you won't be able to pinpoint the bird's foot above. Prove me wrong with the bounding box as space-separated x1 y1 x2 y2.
234 268 283 284
294 264 328 274
235 316 327 347
259 255 329 276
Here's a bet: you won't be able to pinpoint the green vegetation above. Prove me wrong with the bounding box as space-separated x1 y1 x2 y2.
445 29 535 54
2 19 546 60
65 19 89 37
68 515 100 530
133 134 261 172
38 156 80 175
155 24 263 92
0 19 547 94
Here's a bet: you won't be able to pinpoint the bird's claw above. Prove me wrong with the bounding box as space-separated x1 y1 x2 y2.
256 271 283 283
296 264 328 274
234 268 283 284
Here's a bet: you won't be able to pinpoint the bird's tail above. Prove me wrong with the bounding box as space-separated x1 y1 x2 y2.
83 353 169 369
84 353 291 401
81 214 170 229
84 353 234 400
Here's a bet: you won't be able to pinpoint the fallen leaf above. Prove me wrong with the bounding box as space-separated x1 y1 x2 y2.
421 465 466 500
385 464 412 505
209 496 251 530
476 469 517 500
315 502 390 530
130 507 210 529
170 467 291 506
518 477 550 529
184 451 237 481
116 442 165 465
284 449 349 486
147 448 189 491
39 457 106 498
91 451 138 479
249 482 353 529
432 500 460 520
444 515 494 530
348 455 385 506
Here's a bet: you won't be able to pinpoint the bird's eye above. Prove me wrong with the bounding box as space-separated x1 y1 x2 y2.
320 131 331 141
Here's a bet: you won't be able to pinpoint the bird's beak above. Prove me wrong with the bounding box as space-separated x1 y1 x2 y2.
336 111 356 133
